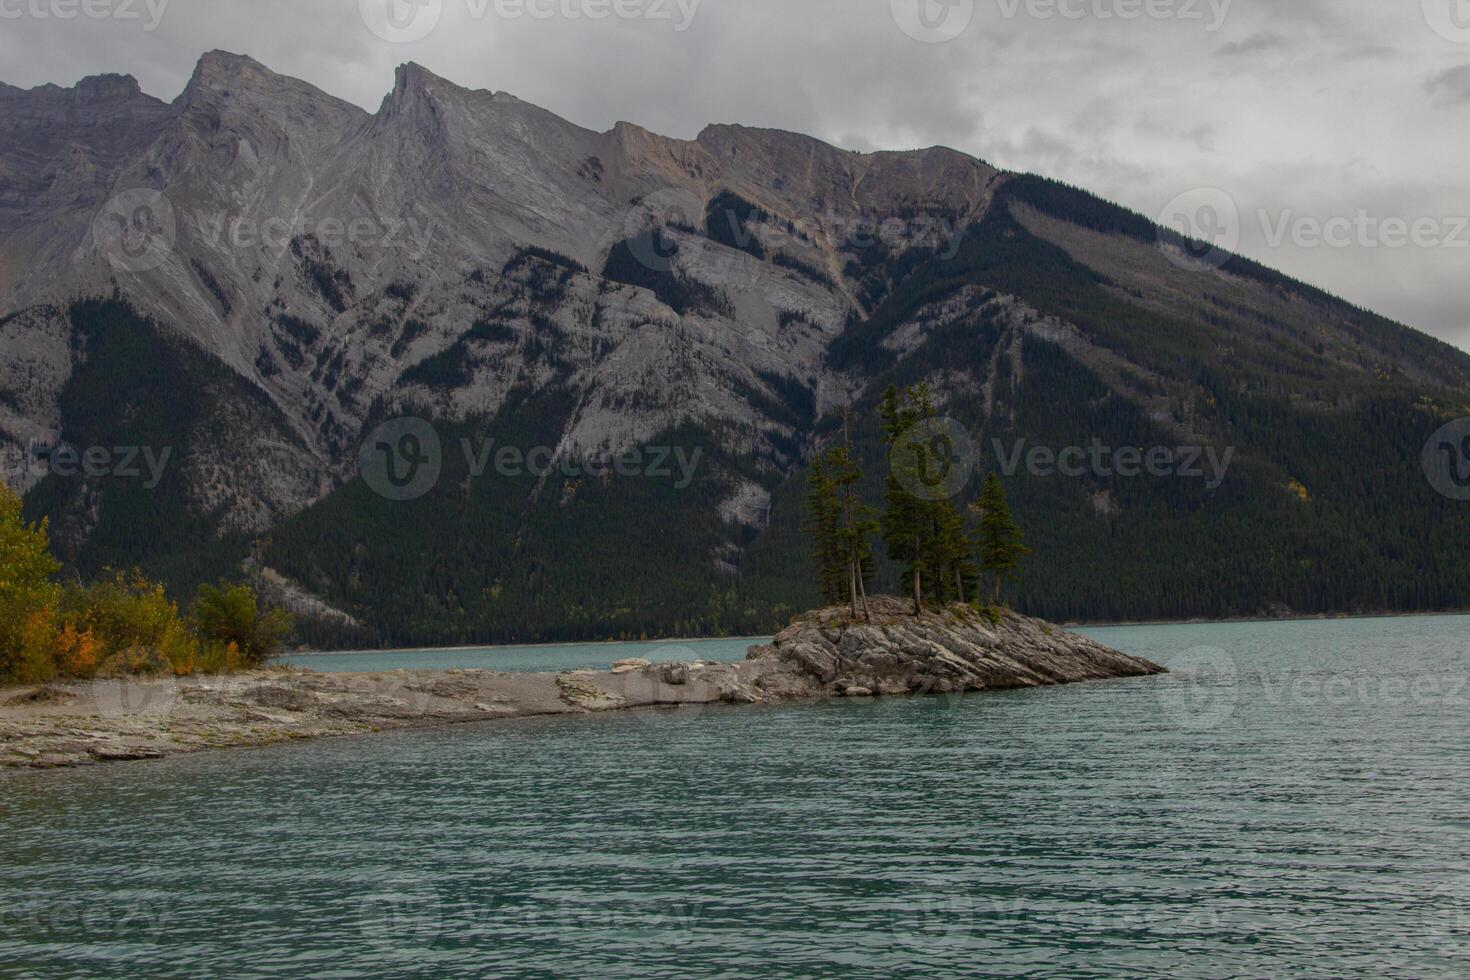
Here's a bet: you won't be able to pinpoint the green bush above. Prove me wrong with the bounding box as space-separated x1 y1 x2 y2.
192 582 292 668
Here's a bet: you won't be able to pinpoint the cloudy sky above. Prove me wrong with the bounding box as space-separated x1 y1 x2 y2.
3 0 1467 349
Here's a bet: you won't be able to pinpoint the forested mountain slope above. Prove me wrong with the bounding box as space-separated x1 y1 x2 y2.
3 53 1467 643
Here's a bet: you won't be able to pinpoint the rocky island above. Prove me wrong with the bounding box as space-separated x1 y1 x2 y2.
0 599 1164 772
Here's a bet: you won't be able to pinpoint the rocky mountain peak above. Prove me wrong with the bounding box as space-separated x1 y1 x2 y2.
0 72 156 110
183 50 273 95
390 61 441 98
0 69 171 222
178 50 362 117
382 62 533 123
385 61 498 109
172 50 366 158
68 73 145 101
377 61 466 130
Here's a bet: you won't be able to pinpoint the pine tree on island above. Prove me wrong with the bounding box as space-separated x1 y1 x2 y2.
804 408 878 621
879 385 928 615
932 500 980 606
878 383 980 614
804 384 1028 618
974 473 1030 605
804 453 845 606
831 410 878 621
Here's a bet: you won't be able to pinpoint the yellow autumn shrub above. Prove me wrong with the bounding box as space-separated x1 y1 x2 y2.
0 483 291 685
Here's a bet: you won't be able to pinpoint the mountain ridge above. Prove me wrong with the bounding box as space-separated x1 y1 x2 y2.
3 52 1468 643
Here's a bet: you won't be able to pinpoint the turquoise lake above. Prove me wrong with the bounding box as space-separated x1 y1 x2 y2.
3 615 1469 976
278 636 767 674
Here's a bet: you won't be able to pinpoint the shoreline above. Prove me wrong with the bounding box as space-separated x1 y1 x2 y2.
287 611 1470 659
1 602 1165 773
287 634 772 660
1069 608 1470 630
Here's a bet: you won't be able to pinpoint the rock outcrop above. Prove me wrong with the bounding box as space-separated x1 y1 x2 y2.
748 597 1165 697
0 601 1163 772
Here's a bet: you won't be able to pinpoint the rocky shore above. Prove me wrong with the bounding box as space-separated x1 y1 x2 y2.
0 599 1164 771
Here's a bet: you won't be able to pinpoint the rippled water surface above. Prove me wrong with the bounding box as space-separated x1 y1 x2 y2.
4 616 1469 977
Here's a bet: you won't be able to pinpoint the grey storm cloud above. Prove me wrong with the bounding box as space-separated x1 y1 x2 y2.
1216 31 1291 57
1425 64 1470 106
0 0 1466 349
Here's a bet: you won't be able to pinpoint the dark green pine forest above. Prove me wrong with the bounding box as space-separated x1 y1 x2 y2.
20 174 1470 647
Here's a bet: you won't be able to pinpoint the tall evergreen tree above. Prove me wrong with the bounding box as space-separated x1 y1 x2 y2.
880 385 928 614
828 410 877 620
975 473 1029 604
803 454 845 605
932 501 980 605
882 383 978 612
